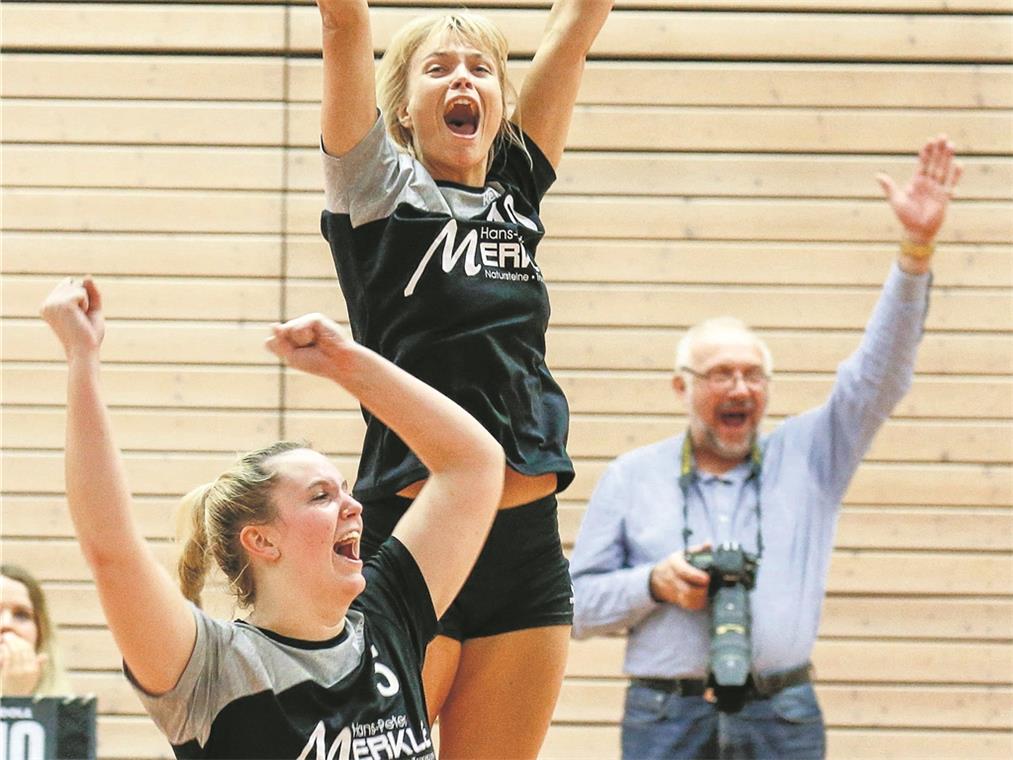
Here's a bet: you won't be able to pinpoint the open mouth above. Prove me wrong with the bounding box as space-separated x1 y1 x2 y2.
444 97 479 136
333 531 361 562
718 412 750 428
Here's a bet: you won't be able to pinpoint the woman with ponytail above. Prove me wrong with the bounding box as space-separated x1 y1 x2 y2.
40 276 503 759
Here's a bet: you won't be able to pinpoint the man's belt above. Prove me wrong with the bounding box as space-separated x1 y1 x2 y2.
631 663 813 700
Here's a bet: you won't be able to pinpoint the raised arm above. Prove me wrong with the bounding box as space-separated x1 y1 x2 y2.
40 278 195 696
317 0 379 156
806 136 962 499
513 0 612 167
266 315 504 617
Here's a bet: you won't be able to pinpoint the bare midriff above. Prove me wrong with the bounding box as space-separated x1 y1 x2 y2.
397 468 558 509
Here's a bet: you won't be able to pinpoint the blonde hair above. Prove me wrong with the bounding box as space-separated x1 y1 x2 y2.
376 12 526 167
0 564 73 696
675 317 774 377
176 441 307 608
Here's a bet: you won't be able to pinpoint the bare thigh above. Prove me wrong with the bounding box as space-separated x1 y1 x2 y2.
436 625 571 760
421 634 462 724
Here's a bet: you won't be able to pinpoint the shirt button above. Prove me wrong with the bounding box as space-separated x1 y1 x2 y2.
719 515 729 523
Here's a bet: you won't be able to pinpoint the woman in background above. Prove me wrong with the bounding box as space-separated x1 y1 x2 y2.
1 563 73 697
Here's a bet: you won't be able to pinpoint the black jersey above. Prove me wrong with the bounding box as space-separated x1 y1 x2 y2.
129 539 437 759
321 114 573 501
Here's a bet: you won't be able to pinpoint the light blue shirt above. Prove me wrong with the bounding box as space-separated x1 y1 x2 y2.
570 263 930 678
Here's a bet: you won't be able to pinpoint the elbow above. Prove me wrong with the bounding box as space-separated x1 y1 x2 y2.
79 538 127 576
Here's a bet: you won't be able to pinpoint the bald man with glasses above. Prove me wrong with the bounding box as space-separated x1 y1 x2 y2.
569 136 962 760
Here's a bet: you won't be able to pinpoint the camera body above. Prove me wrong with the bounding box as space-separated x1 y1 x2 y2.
685 542 759 712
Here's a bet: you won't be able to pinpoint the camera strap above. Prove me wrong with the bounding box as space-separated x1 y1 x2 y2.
678 433 765 559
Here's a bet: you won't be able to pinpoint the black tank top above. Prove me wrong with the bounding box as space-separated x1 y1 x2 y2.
320 115 573 501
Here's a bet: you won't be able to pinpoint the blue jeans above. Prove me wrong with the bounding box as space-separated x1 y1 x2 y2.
621 682 826 759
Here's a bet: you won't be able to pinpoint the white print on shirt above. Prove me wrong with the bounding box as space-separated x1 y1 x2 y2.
371 645 400 698
296 716 434 760
403 195 542 297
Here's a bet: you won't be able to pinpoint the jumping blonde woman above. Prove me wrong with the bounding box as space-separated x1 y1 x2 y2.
314 2 612 755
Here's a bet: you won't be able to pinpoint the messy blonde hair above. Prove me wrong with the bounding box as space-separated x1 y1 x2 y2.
176 441 307 608
0 564 73 696
376 12 526 168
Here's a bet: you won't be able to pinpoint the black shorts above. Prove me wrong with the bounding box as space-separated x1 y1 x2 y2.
361 493 573 641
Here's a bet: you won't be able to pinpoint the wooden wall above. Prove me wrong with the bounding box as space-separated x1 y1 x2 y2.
2 1 1011 757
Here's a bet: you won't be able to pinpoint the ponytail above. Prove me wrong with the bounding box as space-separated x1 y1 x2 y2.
176 482 213 608
174 441 306 610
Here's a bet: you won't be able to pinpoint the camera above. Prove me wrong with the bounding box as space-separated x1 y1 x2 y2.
685 542 759 712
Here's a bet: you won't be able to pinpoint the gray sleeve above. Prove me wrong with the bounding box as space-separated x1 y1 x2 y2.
322 112 448 226
126 604 235 748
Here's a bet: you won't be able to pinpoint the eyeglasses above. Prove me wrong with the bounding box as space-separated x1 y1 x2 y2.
680 365 769 390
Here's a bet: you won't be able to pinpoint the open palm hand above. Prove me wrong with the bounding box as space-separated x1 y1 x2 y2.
876 135 962 244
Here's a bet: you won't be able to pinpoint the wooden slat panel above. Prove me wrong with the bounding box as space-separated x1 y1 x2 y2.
563 638 1013 683
286 190 1011 243
2 146 285 190
549 154 1013 200
544 328 1013 375
9 100 1009 155
554 373 1013 418
37 581 1012 640
4 276 281 321
3 365 280 408
11 145 1010 200
538 197 1012 243
1 54 284 100
1 541 177 584
536 241 1013 288
2 189 283 234
282 368 1012 419
286 280 1011 331
540 725 1013 760
8 322 1010 376
1 452 360 496
3 409 281 451
553 680 1013 729
3 497 181 541
286 59 1013 107
559 504 1013 551
567 460 1012 505
3 321 278 364
275 408 1011 463
7 454 1006 508
286 103 1013 153
9 56 1008 108
288 8 1013 61
96 716 172 759
8 536 1006 593
825 729 1013 760
2 100 285 145
10 499 1010 553
287 236 1012 288
1 3 286 52
1 232 282 277
82 713 1013 760
284 148 1013 199
373 1 1013 9
51 637 1011 699
563 417 1012 462
819 597 1013 639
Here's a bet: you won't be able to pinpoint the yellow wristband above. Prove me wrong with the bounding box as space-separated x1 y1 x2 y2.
900 239 935 259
